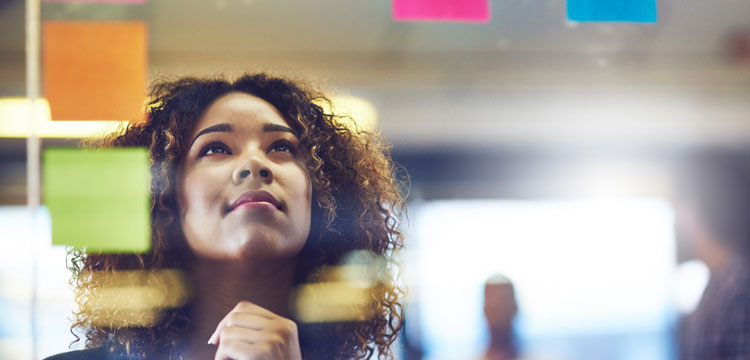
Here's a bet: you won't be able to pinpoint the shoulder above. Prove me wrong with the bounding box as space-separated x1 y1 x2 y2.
44 347 124 360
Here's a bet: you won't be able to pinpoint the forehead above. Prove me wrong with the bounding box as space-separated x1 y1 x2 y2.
193 92 288 133
485 283 513 296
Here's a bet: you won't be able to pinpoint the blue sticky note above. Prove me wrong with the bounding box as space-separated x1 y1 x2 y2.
568 0 657 23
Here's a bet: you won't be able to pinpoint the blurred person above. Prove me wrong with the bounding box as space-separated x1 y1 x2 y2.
481 274 519 360
673 153 750 360
46 73 407 360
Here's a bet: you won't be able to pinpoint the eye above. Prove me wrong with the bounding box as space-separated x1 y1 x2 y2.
269 140 296 154
199 142 232 157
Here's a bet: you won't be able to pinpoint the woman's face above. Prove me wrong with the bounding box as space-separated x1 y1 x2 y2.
179 92 312 261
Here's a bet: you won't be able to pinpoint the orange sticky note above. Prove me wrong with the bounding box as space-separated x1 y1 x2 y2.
43 21 147 122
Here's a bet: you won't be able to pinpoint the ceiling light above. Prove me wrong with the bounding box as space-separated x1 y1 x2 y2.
0 98 125 138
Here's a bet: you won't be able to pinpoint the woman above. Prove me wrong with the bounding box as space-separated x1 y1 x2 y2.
48 73 407 360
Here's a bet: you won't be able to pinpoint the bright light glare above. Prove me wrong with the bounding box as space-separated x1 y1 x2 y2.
410 198 676 359
0 206 83 358
565 162 671 200
316 95 378 131
673 260 709 314
293 281 373 323
0 97 125 138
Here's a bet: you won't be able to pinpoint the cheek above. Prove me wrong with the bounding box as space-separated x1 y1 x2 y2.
180 170 221 217
304 173 313 219
180 175 200 216
291 168 313 229
305 174 312 209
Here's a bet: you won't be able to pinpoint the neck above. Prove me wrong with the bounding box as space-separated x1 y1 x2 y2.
182 257 297 359
486 328 515 359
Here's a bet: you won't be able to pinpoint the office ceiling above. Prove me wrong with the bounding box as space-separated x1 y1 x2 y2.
0 0 749 149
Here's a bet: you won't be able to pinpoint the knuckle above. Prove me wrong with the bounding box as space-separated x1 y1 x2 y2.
277 324 291 338
226 312 241 326
235 300 251 311
269 334 284 346
220 326 235 338
282 319 297 339
219 327 229 339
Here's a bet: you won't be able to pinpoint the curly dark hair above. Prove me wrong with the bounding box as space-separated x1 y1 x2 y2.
68 73 408 359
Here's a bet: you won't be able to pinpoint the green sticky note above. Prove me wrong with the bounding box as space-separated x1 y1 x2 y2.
44 148 151 253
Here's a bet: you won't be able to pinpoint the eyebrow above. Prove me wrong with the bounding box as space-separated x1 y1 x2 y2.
190 123 298 147
263 123 298 137
191 123 232 146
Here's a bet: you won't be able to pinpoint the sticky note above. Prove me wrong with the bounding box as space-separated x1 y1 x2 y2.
43 148 151 253
567 0 657 23
81 269 189 327
45 0 146 3
43 21 147 121
393 0 490 23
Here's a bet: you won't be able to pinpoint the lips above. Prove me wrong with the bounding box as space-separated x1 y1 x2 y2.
229 190 281 212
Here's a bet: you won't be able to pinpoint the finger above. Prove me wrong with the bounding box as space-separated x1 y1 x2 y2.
218 326 283 345
211 312 275 344
216 340 285 360
209 310 230 345
214 339 255 360
212 313 292 346
209 302 281 344
224 312 272 330
231 301 281 319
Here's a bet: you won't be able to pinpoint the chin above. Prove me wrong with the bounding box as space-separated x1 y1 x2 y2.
228 233 305 261
186 228 307 262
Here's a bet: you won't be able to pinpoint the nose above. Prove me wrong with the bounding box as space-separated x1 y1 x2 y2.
232 156 273 185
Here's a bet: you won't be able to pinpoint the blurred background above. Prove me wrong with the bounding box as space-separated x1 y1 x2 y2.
1 0 749 359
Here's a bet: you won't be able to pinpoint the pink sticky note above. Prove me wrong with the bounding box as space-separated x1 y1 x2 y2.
45 0 145 3
393 0 490 23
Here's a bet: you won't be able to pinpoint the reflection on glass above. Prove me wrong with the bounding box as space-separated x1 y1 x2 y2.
408 199 676 360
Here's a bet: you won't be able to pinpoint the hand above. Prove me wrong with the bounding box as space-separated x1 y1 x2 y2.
208 301 302 360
